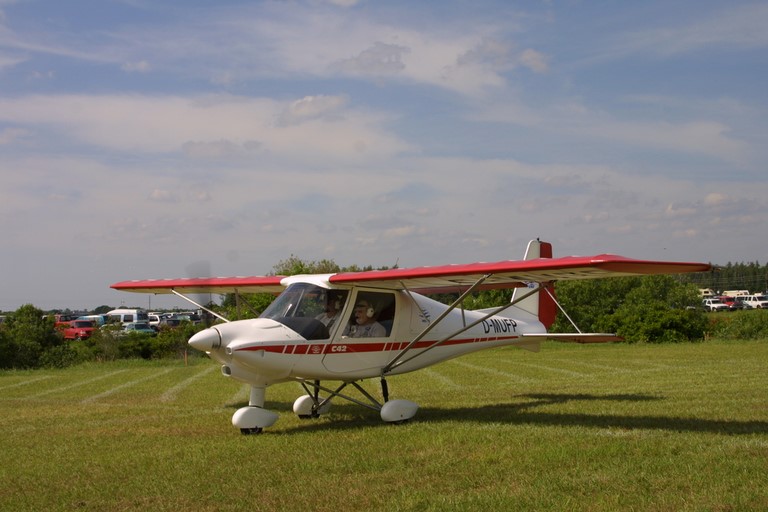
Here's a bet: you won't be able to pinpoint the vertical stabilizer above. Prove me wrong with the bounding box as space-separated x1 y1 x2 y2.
511 239 557 329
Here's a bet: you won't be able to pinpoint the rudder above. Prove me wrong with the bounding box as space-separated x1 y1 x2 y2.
511 239 557 329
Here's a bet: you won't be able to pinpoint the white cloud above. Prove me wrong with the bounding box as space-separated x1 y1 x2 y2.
326 0 360 7
471 93 749 162
149 189 175 202
0 127 27 144
122 60 151 73
181 139 262 159
704 193 728 207
607 3 768 59
0 93 411 162
518 48 548 73
0 53 24 69
277 95 348 126
332 42 410 76
585 120 747 161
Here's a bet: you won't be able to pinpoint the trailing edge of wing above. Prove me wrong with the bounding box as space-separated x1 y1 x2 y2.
110 276 286 295
328 254 711 292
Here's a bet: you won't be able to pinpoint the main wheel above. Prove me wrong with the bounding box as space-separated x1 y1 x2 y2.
240 427 263 435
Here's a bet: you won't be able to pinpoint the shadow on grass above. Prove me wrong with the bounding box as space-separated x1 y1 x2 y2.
274 392 768 436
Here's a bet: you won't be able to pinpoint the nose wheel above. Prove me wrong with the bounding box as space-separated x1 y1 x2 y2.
232 386 279 434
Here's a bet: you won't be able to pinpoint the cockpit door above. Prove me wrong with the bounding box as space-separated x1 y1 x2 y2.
322 289 398 373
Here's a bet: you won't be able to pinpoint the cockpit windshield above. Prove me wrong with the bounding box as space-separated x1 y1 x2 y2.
260 283 349 340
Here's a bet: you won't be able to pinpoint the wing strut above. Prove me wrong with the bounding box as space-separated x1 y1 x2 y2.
170 289 230 323
383 283 544 375
544 286 581 333
232 289 263 319
519 286 623 343
381 274 492 374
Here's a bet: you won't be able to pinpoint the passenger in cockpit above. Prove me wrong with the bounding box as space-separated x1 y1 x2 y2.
343 300 386 338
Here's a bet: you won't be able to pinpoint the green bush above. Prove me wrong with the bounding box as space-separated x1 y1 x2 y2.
38 344 81 368
50 323 207 364
551 275 707 343
0 304 63 368
706 309 768 340
75 326 122 362
150 322 204 359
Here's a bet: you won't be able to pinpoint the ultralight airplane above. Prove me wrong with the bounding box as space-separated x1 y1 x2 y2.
111 239 711 434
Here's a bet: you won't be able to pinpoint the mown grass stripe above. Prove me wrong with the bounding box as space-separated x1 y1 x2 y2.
81 368 175 404
27 369 129 399
452 360 536 383
227 383 250 406
512 361 590 377
0 375 52 392
549 358 635 373
159 365 218 403
422 368 461 389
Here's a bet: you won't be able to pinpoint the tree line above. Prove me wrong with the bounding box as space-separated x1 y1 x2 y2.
683 261 768 294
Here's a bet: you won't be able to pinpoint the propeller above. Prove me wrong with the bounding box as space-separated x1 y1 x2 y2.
185 260 214 321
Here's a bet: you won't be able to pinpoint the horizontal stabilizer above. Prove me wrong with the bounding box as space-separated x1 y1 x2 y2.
522 333 624 344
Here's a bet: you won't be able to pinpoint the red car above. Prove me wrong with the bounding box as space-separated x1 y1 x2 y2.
718 296 743 311
60 320 96 340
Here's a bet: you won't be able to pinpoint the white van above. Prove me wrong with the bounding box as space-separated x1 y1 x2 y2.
742 295 768 309
107 308 150 325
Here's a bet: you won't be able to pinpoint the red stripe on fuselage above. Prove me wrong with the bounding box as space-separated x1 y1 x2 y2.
234 335 520 355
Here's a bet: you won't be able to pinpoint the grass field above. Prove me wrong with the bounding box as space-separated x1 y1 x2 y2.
1 340 766 511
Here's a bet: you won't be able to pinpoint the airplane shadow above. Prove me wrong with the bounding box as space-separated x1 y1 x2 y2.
262 392 768 436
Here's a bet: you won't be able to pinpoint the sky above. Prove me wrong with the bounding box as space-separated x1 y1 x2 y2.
1 0 766 312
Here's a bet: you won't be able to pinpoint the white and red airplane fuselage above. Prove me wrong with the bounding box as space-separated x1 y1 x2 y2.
189 283 546 386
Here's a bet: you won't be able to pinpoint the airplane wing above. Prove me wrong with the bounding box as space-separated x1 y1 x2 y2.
110 254 710 296
328 254 711 293
110 276 287 295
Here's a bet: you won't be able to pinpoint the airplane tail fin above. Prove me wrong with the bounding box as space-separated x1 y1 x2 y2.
511 239 557 329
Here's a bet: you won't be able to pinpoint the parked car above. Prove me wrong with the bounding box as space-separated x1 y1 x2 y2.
718 296 742 311
702 298 730 312
107 308 150 325
77 314 109 327
734 296 750 309
742 295 768 309
60 320 96 340
148 314 161 328
121 322 157 336
158 317 184 328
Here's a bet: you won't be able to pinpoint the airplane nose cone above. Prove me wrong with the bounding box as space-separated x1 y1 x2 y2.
189 327 221 351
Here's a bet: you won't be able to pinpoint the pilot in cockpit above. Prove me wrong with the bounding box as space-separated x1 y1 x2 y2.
315 290 346 330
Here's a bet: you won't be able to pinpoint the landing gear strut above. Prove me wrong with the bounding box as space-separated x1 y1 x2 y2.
380 376 389 402
292 377 419 425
